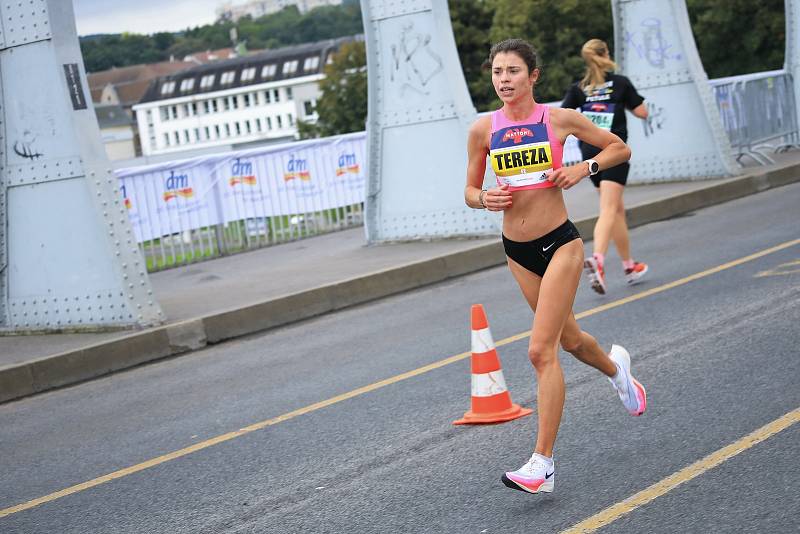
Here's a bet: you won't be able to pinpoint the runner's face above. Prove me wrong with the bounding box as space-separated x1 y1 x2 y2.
492 52 538 103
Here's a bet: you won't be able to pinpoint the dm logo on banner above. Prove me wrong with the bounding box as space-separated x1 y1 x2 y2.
336 152 360 176
229 157 257 186
284 153 311 181
163 170 194 201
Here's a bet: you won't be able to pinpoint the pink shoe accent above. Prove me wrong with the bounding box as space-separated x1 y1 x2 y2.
506 473 547 493
631 378 647 416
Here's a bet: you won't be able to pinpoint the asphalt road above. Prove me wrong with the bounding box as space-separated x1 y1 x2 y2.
2 182 799 534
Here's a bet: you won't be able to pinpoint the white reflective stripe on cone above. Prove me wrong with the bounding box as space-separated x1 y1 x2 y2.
471 370 508 397
471 327 495 354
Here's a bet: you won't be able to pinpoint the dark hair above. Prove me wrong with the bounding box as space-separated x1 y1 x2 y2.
485 38 539 73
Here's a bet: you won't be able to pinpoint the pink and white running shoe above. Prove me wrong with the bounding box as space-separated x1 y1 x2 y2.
608 344 647 416
584 257 607 295
501 454 555 494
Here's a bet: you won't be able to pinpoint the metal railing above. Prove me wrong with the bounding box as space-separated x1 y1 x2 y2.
116 132 366 272
710 69 799 165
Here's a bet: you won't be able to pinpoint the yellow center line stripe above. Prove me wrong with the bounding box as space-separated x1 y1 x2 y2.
1 238 798 520
561 407 800 534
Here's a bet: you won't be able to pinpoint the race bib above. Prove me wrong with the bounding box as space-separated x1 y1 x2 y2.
490 123 553 188
581 102 615 131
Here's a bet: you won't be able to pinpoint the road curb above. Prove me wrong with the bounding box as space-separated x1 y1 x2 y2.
2 164 798 404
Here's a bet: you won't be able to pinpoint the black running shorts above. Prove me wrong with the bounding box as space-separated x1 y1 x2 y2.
502 220 582 277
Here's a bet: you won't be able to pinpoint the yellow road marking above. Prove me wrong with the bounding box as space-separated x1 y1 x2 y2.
755 258 800 277
561 407 800 534
1 238 798 519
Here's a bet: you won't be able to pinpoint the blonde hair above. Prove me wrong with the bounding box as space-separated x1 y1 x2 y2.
580 39 617 91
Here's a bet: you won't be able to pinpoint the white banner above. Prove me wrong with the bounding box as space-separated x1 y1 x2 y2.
116 132 367 243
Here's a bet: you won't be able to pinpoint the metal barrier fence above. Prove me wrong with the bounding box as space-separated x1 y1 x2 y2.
710 69 799 165
116 132 366 272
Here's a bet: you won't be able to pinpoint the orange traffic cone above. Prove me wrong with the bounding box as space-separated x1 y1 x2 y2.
453 304 533 425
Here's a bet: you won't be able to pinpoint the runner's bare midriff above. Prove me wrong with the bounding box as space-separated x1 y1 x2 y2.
502 187 569 242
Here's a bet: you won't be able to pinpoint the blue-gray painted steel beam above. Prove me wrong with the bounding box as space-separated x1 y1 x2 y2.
785 0 800 129
0 0 163 331
360 0 499 242
613 0 738 181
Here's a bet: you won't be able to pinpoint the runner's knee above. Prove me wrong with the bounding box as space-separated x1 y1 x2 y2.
528 340 558 369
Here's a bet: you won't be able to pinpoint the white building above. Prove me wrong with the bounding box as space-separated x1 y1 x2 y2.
133 37 355 157
217 0 343 21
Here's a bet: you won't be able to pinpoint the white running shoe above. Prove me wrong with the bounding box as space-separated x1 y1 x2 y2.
501 454 555 494
584 257 606 295
625 262 649 285
608 344 647 416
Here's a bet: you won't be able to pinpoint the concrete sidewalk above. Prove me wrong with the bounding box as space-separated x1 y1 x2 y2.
2 152 800 403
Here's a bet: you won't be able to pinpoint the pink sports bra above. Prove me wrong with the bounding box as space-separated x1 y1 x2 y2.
489 104 563 191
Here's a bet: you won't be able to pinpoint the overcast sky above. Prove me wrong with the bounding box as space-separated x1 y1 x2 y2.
73 0 224 36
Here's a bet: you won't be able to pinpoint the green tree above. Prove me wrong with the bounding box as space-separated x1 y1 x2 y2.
449 0 495 111
687 0 784 78
298 40 367 138
487 0 612 104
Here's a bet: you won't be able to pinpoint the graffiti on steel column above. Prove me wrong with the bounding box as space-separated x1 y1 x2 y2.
625 18 683 68
389 23 443 96
13 131 44 159
642 101 666 137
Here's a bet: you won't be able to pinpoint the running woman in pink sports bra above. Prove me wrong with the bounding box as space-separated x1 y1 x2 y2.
465 39 647 496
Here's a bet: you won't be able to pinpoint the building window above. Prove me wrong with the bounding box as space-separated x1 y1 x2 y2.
183 104 190 116
171 105 178 119
183 130 190 143
282 60 298 75
174 131 180 145
287 113 294 127
256 118 262 132
193 128 200 141
241 67 256 81
204 126 210 140
220 70 236 84
164 133 170 146
245 120 252 134
215 124 221 138
261 64 276 78
180 78 195 92
160 107 169 121
200 74 215 89
203 101 211 114
303 100 315 116
150 135 156 150
243 93 252 107
230 96 238 110
224 123 231 137
223 98 230 111
212 99 219 112
191 102 198 115
263 90 271 104
266 117 272 130
235 122 241 135
276 115 283 129
303 56 320 71
160 81 176 95
273 89 280 102
286 87 293 100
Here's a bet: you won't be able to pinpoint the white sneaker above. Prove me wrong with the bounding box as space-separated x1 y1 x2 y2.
608 344 647 416
501 453 555 494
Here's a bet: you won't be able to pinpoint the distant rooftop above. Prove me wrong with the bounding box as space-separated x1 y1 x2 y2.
138 35 360 105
